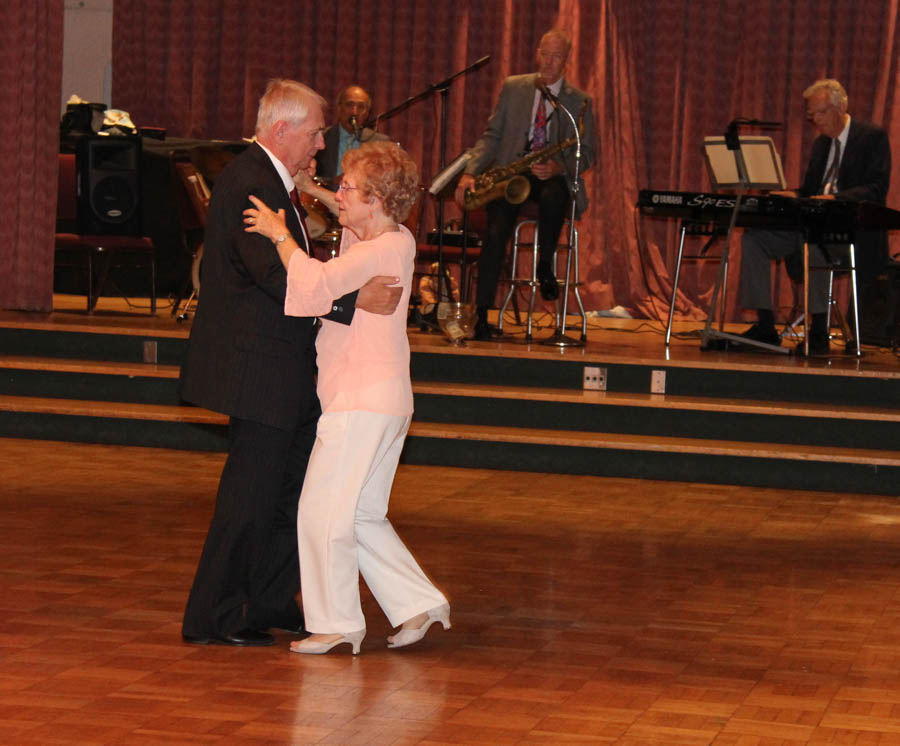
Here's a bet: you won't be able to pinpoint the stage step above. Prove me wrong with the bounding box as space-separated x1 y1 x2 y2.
1 315 898 495
0 390 897 495
405 421 899 496
0 394 226 451
2 357 897 453
3 322 900 407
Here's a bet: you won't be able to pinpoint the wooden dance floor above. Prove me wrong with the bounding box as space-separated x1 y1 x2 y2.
2 435 900 743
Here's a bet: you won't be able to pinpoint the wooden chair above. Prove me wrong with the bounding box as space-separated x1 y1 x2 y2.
54 153 157 313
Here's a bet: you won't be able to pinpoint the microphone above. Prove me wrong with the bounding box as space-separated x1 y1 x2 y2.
535 80 559 110
725 117 782 149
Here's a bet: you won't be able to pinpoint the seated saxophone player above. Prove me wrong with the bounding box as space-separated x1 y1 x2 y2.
454 29 596 340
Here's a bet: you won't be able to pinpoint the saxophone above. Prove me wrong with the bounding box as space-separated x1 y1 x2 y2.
463 103 586 211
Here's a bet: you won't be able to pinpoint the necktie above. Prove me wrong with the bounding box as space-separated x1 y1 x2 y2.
822 139 841 195
532 98 548 151
288 188 310 254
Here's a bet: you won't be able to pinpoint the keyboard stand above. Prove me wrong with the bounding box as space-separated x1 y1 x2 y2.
699 127 790 354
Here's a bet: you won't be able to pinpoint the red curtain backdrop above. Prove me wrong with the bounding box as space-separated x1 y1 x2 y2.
0 1 63 311
111 0 900 321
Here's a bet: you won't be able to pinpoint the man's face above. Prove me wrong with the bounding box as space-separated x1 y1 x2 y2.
536 36 569 86
337 87 371 133
279 104 326 176
806 89 846 138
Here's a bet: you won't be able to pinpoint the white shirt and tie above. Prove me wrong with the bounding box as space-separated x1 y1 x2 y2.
257 141 311 252
822 117 850 195
529 77 563 150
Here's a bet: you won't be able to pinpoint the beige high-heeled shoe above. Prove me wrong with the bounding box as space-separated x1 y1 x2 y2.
387 604 451 649
290 629 365 655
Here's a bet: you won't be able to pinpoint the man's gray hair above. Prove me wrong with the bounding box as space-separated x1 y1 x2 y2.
255 78 326 136
803 79 848 109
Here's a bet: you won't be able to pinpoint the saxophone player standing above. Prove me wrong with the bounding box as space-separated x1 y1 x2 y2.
455 29 596 340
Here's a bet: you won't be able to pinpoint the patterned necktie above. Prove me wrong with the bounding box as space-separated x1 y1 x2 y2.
822 139 841 195
532 98 548 151
288 188 310 254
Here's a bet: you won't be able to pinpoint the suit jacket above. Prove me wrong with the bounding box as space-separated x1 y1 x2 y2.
315 124 391 185
465 73 596 215
179 142 320 431
797 118 891 268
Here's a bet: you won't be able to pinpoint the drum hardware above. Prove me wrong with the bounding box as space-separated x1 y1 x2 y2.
300 192 333 239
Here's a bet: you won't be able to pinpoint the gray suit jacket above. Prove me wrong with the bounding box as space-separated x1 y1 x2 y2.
465 73 596 215
315 124 391 185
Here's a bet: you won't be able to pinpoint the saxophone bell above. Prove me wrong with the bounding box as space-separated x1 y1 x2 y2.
463 173 532 211
462 103 585 211
504 175 530 204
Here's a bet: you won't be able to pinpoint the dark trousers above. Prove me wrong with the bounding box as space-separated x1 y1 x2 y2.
182 410 318 638
476 173 570 309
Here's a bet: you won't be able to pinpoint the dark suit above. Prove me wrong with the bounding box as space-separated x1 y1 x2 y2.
314 124 390 187
798 119 891 276
179 143 352 639
740 118 891 315
464 73 596 308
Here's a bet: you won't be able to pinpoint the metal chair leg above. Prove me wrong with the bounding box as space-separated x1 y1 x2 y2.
498 222 526 333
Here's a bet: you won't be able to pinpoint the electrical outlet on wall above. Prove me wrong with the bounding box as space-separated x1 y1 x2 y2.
583 366 607 391
651 369 666 394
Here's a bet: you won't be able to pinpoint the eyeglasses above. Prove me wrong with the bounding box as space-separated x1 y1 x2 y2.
807 105 834 117
337 181 360 193
538 50 567 61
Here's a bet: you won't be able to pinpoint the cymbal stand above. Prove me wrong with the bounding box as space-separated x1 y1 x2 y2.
367 56 490 307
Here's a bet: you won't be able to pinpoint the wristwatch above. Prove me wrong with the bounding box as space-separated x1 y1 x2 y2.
274 234 289 244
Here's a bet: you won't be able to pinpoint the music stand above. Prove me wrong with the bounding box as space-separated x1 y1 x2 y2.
429 152 477 303
703 136 786 191
699 134 790 354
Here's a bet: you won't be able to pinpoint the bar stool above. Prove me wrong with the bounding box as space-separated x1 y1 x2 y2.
798 242 862 355
497 215 586 342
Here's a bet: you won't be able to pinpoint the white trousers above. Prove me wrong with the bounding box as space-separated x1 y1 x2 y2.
297 410 447 633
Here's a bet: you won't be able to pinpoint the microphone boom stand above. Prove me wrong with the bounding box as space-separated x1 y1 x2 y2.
541 95 585 347
365 56 490 308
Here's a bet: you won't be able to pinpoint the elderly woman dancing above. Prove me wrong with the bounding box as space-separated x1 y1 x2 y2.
244 141 449 654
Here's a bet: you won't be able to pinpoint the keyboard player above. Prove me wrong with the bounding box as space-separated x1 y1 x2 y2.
736 79 891 355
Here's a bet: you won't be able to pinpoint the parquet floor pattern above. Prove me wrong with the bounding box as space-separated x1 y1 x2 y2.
1 437 899 745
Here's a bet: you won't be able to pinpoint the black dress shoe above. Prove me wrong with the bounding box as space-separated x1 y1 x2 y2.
737 323 781 347
794 334 830 356
182 628 276 646
473 319 501 341
537 267 559 301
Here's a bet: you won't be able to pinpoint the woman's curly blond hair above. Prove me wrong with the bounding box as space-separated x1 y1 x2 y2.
341 141 420 223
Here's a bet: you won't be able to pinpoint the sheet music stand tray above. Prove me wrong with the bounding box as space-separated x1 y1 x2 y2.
699 135 789 354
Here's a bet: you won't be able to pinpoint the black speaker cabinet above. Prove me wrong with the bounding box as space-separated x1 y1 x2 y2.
859 263 900 348
76 136 142 236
